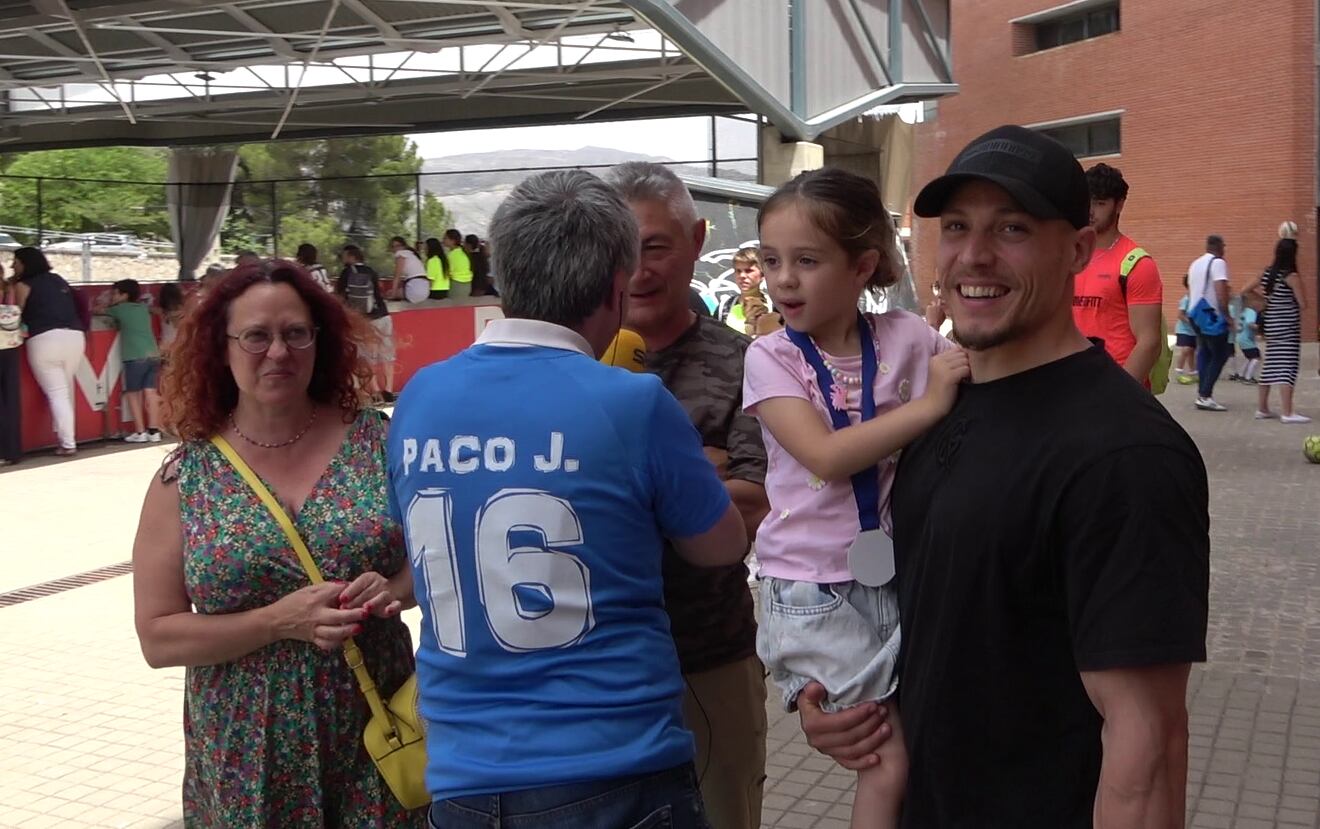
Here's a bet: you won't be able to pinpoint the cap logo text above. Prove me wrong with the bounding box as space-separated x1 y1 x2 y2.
959 139 1042 165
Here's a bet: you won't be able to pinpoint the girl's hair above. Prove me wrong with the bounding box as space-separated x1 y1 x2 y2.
160 259 374 441
296 243 318 266
444 228 463 246
464 234 481 249
424 237 450 277
159 282 185 312
757 168 902 291
1270 237 1299 273
732 246 761 268
13 246 52 277
390 235 418 255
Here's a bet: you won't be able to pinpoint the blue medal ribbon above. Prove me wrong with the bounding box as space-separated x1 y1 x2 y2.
784 312 881 532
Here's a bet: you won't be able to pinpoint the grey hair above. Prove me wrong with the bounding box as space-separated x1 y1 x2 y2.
602 161 698 227
490 169 639 328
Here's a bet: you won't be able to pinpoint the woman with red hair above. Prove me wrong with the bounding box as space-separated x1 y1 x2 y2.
131 260 422 827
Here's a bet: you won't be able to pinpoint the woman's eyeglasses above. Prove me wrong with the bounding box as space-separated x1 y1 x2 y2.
227 325 318 354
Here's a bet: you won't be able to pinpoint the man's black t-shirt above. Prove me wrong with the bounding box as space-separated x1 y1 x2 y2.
892 345 1209 828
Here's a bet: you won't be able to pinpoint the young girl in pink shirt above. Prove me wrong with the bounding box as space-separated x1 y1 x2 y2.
743 169 968 829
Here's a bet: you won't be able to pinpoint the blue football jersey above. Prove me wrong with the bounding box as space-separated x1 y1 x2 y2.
387 337 732 800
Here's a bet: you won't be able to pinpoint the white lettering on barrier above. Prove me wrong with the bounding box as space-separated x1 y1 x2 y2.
74 333 119 414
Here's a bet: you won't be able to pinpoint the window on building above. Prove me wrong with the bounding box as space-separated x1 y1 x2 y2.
1036 117 1121 158
1026 2 1120 52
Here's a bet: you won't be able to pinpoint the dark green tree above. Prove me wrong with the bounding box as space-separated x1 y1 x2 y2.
0 147 170 241
223 135 449 265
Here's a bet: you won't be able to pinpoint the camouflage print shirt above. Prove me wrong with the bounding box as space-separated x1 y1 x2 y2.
645 313 766 675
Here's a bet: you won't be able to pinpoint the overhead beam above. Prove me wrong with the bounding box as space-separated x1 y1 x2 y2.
339 0 444 53
462 0 598 98
908 0 953 84
117 16 194 64
840 0 891 86
219 3 300 60
0 57 716 123
23 27 83 59
574 66 693 120
271 0 340 138
488 5 535 40
52 0 136 124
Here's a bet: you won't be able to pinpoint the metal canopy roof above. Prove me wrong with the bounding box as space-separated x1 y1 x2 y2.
0 0 954 152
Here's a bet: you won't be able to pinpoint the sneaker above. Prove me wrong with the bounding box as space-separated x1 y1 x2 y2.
1255 411 1276 420
124 432 149 443
1177 374 1197 385
1195 398 1228 412
1281 414 1313 424
147 431 162 443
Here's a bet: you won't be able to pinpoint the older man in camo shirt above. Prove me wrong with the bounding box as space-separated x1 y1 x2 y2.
605 162 770 829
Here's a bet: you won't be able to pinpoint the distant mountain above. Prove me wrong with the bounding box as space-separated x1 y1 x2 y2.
420 146 753 235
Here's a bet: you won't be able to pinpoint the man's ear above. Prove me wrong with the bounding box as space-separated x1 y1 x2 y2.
606 268 631 311
1070 226 1098 276
691 218 708 256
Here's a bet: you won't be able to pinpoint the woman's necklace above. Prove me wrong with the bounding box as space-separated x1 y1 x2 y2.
229 407 318 449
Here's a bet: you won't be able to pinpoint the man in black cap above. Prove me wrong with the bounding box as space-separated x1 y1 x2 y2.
796 125 1210 828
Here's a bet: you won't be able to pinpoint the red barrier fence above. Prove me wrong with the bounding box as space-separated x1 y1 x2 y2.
16 290 503 453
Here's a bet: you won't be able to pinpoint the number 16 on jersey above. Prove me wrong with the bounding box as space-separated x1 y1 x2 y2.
405 488 597 657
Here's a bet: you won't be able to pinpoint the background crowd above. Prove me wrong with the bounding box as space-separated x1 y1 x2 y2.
0 226 491 464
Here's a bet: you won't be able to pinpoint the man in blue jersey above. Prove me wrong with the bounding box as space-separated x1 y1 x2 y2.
387 169 748 829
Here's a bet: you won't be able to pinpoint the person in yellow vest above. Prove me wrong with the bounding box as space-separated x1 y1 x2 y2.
443 229 474 300
424 237 450 300
1071 164 1165 390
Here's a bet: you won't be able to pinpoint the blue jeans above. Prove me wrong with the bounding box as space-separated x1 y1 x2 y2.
428 763 709 829
1195 331 1231 398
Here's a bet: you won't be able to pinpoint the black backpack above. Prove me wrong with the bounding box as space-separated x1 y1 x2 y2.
344 264 377 315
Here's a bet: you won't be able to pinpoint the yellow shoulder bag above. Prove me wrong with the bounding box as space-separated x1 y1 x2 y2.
210 435 430 810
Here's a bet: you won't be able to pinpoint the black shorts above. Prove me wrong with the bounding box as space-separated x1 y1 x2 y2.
1242 347 1261 360
1175 333 1196 348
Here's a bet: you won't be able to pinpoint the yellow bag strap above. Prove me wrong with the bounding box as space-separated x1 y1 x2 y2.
209 435 402 743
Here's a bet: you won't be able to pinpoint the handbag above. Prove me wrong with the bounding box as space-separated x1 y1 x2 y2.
209 435 430 811
0 304 21 350
1189 256 1228 336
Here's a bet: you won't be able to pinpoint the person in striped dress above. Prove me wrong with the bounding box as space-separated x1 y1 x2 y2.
1253 238 1311 423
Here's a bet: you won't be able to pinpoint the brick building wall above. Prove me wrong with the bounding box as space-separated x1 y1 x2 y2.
910 0 1318 341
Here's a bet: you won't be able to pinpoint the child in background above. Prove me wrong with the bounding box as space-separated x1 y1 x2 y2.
1174 274 1198 383
101 279 161 443
1226 292 1244 381
727 246 781 336
743 168 968 829
1237 291 1263 384
155 282 185 351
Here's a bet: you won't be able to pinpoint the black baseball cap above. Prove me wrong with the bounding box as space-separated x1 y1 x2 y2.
913 125 1090 229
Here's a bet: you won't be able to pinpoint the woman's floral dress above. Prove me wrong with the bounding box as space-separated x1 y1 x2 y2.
173 410 423 827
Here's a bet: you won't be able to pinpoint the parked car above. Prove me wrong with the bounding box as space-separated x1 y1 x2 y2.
44 233 146 255
0 232 21 251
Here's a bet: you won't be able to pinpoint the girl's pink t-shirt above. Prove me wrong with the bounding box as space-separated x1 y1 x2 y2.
743 310 952 583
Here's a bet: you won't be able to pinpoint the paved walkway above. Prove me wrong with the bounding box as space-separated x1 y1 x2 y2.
1 355 1318 828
